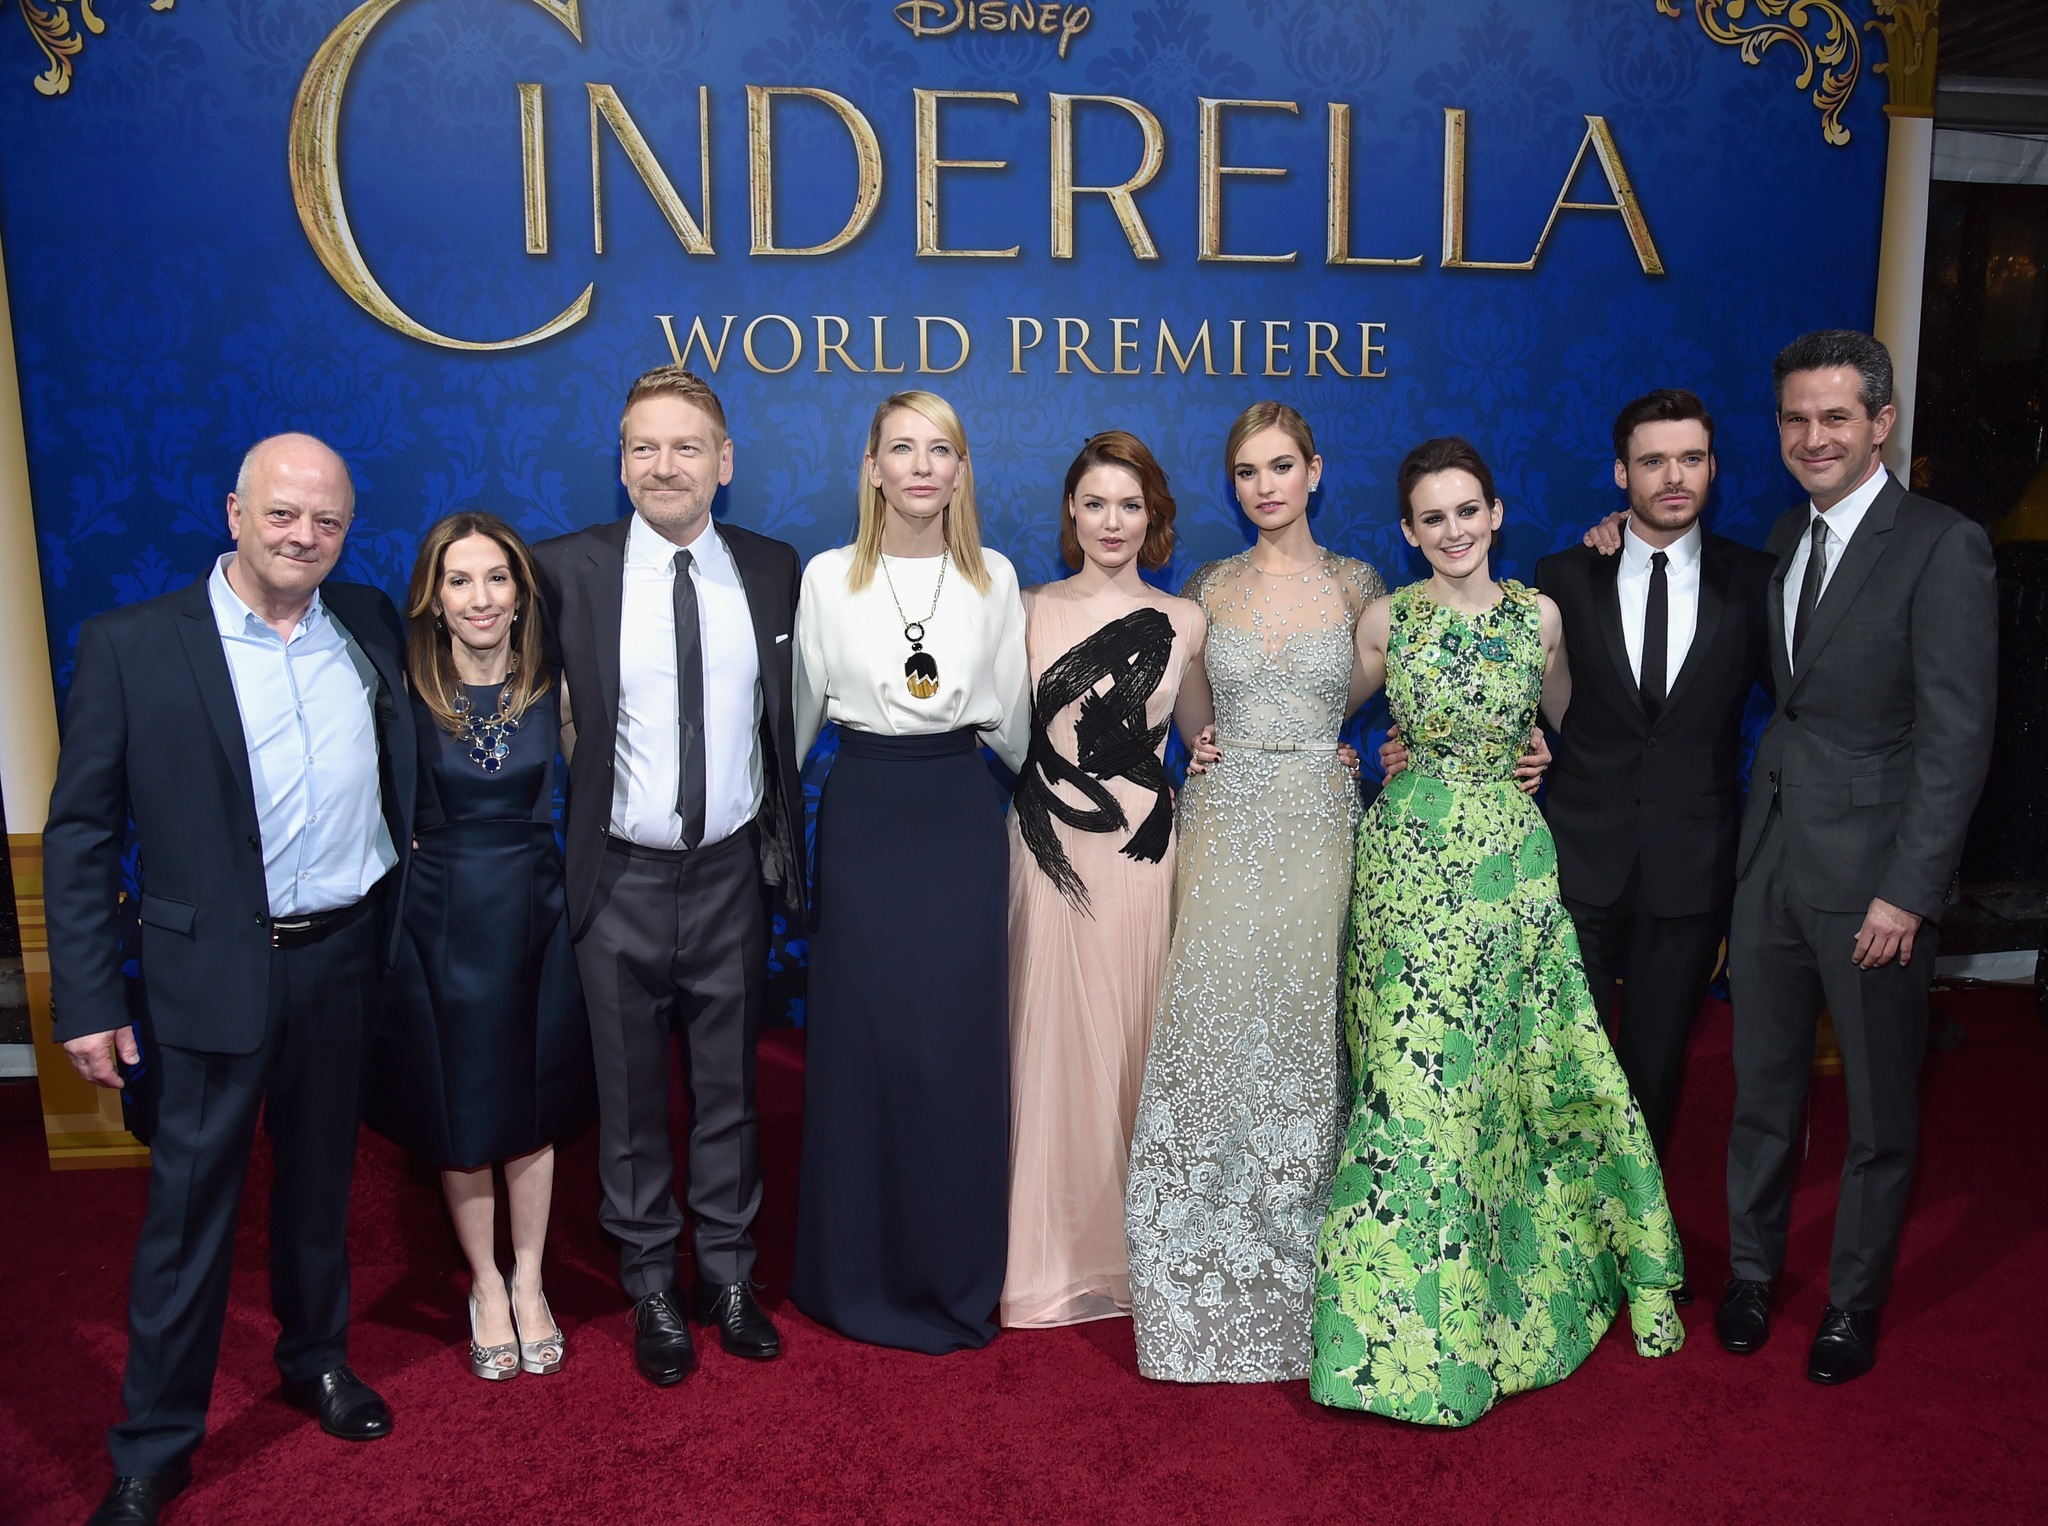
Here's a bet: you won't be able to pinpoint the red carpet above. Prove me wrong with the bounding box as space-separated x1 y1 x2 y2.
4 988 2044 1525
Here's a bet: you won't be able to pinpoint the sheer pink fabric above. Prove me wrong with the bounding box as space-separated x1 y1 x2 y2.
1001 585 1199 1328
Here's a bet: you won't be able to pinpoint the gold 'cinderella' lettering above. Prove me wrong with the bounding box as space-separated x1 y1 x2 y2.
749 86 884 256
1441 108 1664 275
1326 103 1421 268
1048 93 1163 260
290 0 592 350
1198 98 1299 263
519 83 547 254
589 83 712 256
914 89 1021 258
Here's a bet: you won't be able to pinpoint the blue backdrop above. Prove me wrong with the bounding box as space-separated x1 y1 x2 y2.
1 0 1892 1021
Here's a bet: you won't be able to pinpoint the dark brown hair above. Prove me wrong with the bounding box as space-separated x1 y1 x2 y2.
1059 430 1177 570
618 364 727 441
1224 401 1316 479
1613 388 1715 462
1772 329 1892 413
1397 437 1497 524
405 512 551 736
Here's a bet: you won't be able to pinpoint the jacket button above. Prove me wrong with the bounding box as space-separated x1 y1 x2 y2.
1786 707 1799 721
1644 736 1657 749
248 836 261 851
253 913 266 927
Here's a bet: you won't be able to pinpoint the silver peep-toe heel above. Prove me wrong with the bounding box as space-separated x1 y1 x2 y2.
514 1291 566 1375
469 1281 520 1381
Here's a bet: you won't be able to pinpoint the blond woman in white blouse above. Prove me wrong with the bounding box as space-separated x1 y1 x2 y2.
788 390 1029 1353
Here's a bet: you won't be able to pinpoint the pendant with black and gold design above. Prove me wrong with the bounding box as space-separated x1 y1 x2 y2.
903 621 940 698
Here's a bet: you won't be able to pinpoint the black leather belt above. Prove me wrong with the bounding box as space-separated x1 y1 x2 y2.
267 894 373 950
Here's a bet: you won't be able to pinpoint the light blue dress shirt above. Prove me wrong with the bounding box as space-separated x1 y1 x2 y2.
208 554 397 917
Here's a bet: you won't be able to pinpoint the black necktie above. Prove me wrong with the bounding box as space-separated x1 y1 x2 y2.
1640 550 1668 720
672 548 706 849
1793 516 1829 666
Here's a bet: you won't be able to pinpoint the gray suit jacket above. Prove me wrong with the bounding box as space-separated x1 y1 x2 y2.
1736 474 1997 919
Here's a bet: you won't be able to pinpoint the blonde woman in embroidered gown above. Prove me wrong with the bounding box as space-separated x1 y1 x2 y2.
1311 438 1683 1427
1124 403 1385 1382
1002 432 1211 1328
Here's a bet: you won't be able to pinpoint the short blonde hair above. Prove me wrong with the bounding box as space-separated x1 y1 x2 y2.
849 391 991 595
618 364 726 441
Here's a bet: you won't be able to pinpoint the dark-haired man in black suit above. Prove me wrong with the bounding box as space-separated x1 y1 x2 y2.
532 366 805 1385
47 434 415 1526
1537 391 1776 1168
1718 331 1995 1384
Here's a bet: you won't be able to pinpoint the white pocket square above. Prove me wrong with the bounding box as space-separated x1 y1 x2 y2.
774 633 790 644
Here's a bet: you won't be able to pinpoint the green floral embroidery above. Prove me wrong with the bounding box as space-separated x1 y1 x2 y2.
1472 853 1515 902
1314 581 1684 1428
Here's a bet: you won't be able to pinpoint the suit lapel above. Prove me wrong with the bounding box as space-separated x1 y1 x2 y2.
1786 477 1902 702
323 591 406 714
1661 536 1727 716
175 579 258 824
719 525 783 716
585 518 629 730
323 587 416 847
1764 508 1802 701
1590 550 1643 716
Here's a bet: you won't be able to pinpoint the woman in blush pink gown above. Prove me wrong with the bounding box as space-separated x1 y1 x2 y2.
1001 431 1212 1328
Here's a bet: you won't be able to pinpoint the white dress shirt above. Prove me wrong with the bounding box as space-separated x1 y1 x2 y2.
612 511 764 850
1617 518 1703 685
208 555 396 917
794 545 1030 771
1782 464 1889 670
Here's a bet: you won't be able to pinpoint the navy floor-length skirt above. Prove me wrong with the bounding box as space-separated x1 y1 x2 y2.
790 727 1011 1353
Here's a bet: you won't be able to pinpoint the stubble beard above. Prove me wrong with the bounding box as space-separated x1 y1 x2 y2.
630 481 712 542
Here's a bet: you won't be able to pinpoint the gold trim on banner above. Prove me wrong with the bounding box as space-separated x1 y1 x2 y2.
1867 0 1939 118
16 0 174 98
1659 0 1862 147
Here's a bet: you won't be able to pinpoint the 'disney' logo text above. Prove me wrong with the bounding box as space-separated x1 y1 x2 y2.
894 2 1092 59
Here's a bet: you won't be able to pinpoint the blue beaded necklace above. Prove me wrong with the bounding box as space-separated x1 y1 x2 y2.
453 671 520 773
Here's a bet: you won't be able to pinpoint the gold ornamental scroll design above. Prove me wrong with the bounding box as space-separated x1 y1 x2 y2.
1657 0 1863 147
290 0 592 351
1866 0 1938 117
16 0 174 98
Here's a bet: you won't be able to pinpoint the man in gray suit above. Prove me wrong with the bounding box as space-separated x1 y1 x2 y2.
1717 330 1997 1384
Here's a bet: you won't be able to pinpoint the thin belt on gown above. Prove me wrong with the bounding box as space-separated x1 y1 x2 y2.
1215 736 1340 753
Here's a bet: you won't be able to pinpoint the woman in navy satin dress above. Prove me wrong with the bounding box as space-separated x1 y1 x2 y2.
366 512 593 1381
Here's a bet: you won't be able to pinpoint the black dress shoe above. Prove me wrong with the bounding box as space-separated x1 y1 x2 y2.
85 1462 191 1526
689 1280 782 1361
1715 1278 1773 1354
279 1365 393 1440
1808 1304 1881 1385
83 1466 192 1523
1673 1281 1696 1307
633 1288 697 1385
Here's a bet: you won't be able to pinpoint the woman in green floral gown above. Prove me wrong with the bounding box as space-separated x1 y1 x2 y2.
1311 437 1685 1427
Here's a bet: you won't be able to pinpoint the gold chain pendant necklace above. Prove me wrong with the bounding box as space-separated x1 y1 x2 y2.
880 549 948 698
